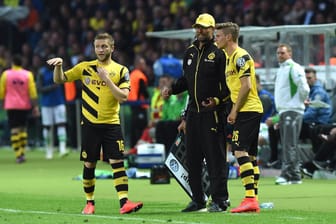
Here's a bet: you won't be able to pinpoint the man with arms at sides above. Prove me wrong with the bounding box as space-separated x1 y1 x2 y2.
0 54 40 163
128 55 150 147
274 43 309 185
215 22 263 213
47 32 143 215
162 13 230 212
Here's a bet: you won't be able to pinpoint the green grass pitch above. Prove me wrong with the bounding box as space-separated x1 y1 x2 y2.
0 147 335 224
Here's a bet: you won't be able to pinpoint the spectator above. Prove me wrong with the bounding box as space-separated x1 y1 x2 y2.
89 9 106 32
283 0 305 25
300 0 316 25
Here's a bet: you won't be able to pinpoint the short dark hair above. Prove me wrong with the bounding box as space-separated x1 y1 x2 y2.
12 54 22 66
304 67 316 74
255 74 260 83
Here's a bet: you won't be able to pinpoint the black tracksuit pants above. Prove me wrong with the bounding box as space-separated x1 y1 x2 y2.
185 110 228 204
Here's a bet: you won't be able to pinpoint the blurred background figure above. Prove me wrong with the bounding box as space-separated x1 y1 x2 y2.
37 55 68 159
274 43 310 185
0 54 40 163
301 127 336 177
300 67 332 153
255 74 277 167
128 55 150 147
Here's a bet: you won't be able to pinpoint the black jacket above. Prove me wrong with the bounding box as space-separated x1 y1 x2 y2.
171 39 229 113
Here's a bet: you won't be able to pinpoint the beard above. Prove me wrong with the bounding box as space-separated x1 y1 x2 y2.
97 52 111 63
197 33 212 43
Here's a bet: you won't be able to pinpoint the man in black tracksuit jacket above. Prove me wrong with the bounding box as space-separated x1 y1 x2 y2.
161 13 231 212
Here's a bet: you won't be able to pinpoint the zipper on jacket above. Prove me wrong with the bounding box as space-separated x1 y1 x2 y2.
194 47 204 112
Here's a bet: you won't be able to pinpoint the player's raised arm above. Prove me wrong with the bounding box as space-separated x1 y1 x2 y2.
46 57 66 84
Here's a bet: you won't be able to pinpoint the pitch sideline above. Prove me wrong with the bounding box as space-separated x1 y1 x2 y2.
0 207 211 224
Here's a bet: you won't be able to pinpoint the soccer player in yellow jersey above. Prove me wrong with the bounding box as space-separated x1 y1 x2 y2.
215 22 263 213
47 32 143 215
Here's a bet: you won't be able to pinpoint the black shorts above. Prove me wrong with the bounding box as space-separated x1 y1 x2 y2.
7 110 30 129
80 123 125 162
231 112 262 156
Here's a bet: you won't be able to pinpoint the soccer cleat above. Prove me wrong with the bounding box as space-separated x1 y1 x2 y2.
181 201 206 212
16 155 26 164
120 200 143 214
301 168 313 178
82 201 95 215
275 176 288 185
46 149 53 160
275 176 302 185
230 197 260 213
266 160 279 168
288 179 302 185
59 150 70 158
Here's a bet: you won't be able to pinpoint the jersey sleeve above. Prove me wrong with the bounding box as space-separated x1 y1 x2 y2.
0 71 6 99
118 66 130 90
64 63 84 82
28 71 38 99
235 53 253 78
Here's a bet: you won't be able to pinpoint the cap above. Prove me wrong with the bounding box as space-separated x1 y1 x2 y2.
192 13 215 28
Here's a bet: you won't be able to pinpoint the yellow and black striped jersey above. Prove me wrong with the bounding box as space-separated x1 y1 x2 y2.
64 59 130 125
225 47 263 113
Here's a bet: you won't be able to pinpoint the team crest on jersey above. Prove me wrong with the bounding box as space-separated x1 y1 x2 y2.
85 77 91 85
124 71 130 81
236 57 246 67
109 71 116 77
82 151 87 159
208 52 215 60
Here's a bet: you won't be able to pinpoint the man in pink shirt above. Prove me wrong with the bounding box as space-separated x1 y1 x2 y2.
0 54 40 163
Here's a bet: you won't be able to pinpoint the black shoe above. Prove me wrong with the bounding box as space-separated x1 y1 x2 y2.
301 167 313 178
181 201 206 212
312 160 329 170
207 201 223 212
225 199 231 207
207 200 229 212
266 160 279 168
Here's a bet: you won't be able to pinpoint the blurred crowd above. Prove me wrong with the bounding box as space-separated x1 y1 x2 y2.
1 0 336 149
1 0 336 85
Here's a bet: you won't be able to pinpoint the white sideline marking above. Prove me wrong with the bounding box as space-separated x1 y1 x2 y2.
0 208 211 224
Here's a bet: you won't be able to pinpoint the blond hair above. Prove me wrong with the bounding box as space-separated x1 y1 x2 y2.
94 32 115 46
215 22 240 42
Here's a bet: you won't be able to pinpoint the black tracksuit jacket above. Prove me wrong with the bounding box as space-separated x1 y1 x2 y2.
171 38 230 113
